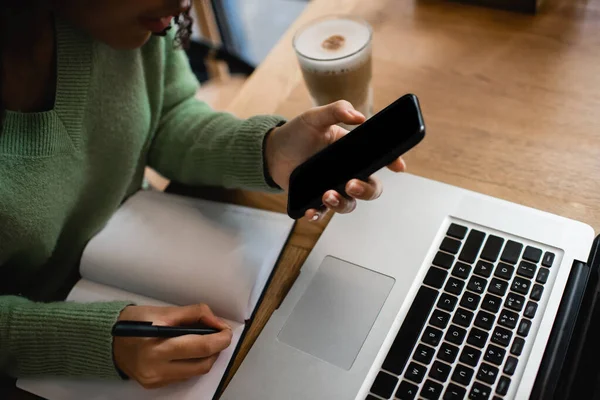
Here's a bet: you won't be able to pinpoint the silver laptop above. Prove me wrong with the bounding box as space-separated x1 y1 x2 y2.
222 170 596 400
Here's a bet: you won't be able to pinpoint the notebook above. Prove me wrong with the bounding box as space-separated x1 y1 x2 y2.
17 189 295 400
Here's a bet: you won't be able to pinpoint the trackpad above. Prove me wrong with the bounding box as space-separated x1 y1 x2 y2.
278 256 395 370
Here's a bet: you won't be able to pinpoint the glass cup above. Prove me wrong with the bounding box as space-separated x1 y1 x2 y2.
293 16 373 129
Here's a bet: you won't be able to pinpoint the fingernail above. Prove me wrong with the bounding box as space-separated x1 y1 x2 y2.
310 213 320 221
349 109 364 119
180 0 191 8
325 194 339 207
349 182 363 195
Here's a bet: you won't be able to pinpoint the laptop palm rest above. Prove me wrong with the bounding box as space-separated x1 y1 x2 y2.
277 256 395 370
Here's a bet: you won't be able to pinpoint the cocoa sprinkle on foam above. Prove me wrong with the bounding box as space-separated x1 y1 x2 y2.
321 35 345 51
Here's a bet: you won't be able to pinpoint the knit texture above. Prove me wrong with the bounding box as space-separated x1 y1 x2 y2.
0 19 284 378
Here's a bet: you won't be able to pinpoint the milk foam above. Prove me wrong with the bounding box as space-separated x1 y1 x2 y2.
294 17 372 73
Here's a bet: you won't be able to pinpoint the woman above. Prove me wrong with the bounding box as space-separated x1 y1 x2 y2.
0 0 406 389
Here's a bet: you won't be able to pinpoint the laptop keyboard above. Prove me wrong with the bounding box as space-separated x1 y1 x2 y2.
367 223 556 400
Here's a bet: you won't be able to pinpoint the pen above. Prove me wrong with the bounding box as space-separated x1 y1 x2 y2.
112 320 219 338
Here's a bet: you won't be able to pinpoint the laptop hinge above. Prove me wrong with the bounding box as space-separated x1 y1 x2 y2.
531 234 600 399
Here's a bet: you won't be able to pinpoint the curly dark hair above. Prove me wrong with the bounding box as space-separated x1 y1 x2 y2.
167 9 194 49
0 8 193 130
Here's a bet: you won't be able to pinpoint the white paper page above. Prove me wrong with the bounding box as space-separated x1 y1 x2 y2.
18 280 245 400
79 190 294 322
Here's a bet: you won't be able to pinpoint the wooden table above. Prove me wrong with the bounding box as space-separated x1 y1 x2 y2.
7 0 600 398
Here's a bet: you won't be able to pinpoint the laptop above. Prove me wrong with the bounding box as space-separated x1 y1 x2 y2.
221 169 599 400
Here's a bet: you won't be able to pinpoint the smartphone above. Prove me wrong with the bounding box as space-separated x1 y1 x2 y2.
287 93 426 219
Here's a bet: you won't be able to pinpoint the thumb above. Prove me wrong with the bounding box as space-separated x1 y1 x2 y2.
302 100 365 128
167 304 231 331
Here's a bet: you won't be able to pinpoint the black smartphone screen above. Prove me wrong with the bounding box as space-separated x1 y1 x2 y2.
287 94 425 219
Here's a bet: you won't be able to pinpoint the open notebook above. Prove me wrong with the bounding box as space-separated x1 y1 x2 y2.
17 190 295 400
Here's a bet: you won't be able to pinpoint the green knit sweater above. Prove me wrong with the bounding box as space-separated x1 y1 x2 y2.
0 19 283 378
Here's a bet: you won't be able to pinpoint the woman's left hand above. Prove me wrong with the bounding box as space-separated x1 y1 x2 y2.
264 100 406 221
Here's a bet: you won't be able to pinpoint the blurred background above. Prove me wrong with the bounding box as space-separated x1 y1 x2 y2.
188 0 308 84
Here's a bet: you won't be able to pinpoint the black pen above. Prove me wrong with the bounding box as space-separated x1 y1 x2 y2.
112 321 219 338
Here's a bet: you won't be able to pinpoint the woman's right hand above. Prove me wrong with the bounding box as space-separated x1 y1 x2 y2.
113 304 232 389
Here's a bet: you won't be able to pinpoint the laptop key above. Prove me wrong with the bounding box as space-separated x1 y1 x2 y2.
500 240 523 264
496 376 511 396
494 262 515 281
451 363 474 386
474 310 495 331
460 345 482 367
474 260 494 278
396 380 419 400
421 379 444 400
505 292 525 312
370 371 398 398
484 344 506 366
523 246 542 263
440 237 462 255
453 307 474 328
477 362 499 385
366 395 379 400
469 382 492 399
429 360 452 382
430 309 451 329
459 229 486 263
422 326 444 347
444 383 467 400
542 251 555 268
488 278 508 296
424 267 448 289
536 267 550 284
510 337 525 356
452 262 472 280
480 235 504 262
438 342 460 363
531 284 544 301
467 276 487 295
433 251 455 269
504 356 518 376
498 309 519 329
467 327 489 349
382 285 438 375
492 326 513 347
404 361 427 383
444 277 465 296
447 223 468 240
460 291 481 311
524 301 538 319
414 343 436 365
481 294 502 313
517 261 537 279
511 276 531 295
517 318 532 337
445 324 467 345
437 293 458 312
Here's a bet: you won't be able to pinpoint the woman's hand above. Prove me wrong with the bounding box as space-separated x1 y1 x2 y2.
113 304 232 389
264 100 406 221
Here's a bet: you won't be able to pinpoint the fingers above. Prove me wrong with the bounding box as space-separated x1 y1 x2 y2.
322 190 357 214
306 175 386 221
160 328 233 360
302 100 365 129
138 355 220 389
387 157 407 173
163 304 230 331
167 354 220 379
346 176 383 201
305 208 327 222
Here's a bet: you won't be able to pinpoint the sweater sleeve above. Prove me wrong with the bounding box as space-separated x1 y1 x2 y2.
147 36 285 191
0 295 130 378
